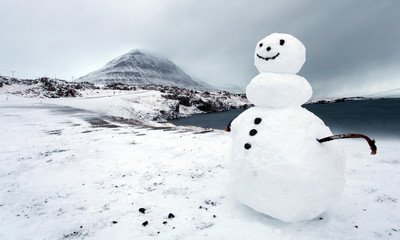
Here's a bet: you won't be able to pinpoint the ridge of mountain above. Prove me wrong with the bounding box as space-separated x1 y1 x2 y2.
364 88 400 98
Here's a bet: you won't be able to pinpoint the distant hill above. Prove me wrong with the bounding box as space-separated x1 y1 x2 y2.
216 84 245 94
76 50 214 91
364 88 400 99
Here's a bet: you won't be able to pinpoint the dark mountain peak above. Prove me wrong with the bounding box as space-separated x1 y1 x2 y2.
129 49 144 56
77 49 213 91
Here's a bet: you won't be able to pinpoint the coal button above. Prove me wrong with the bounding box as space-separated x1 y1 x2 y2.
249 129 257 136
254 118 262 124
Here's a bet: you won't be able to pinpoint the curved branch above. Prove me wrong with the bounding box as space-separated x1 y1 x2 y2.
317 133 377 155
225 120 232 132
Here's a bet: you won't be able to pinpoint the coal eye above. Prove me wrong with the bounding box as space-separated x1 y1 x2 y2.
280 39 285 46
259 43 263 48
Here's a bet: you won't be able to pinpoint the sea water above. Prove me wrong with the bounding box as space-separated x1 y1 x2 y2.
169 98 400 138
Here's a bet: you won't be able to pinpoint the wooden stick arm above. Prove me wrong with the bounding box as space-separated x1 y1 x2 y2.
317 133 377 155
225 120 232 132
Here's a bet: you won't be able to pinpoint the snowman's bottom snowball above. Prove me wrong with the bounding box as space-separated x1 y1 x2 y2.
231 171 344 222
229 107 345 222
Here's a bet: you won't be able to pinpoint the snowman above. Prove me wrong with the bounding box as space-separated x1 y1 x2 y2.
228 33 376 223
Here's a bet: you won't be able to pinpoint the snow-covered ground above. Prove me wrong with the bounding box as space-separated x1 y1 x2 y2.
0 80 250 122
1 97 399 240
0 89 170 120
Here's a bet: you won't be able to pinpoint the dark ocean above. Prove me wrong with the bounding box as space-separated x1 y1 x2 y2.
169 98 400 138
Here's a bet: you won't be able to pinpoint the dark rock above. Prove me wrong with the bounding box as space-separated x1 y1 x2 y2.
205 200 217 206
104 82 134 90
315 100 329 104
177 96 192 106
139 208 146 214
196 100 214 112
335 98 347 103
168 213 175 219
142 221 149 227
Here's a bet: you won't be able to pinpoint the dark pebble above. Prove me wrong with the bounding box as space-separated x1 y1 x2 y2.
142 221 149 226
168 213 175 219
112 221 118 224
163 221 168 225
213 215 216 218
244 143 251 149
354 225 358 228
139 208 146 214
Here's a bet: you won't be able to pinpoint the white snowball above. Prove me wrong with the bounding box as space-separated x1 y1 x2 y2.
246 72 312 107
229 107 345 222
254 33 306 74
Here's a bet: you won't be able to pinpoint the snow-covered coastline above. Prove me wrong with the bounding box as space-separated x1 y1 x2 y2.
0 76 250 122
0 98 399 239
3 75 399 123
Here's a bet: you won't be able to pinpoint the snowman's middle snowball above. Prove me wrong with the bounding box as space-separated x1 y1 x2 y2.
246 72 312 108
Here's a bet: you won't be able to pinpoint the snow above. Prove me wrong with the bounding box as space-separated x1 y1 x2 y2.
1 96 399 239
42 89 176 121
0 83 42 98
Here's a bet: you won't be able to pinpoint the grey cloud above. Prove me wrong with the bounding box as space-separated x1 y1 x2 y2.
1 0 399 97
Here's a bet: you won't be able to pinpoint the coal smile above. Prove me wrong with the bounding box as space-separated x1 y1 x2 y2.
256 53 280 61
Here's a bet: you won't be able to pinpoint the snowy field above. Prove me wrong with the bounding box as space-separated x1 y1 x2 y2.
1 96 400 240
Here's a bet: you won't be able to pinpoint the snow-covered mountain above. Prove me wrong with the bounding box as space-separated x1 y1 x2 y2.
365 88 400 99
216 84 245 94
77 50 213 91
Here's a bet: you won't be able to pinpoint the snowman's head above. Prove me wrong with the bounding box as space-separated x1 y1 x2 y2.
254 33 306 74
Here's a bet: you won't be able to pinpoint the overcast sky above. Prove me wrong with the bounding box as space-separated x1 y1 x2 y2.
1 0 399 97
